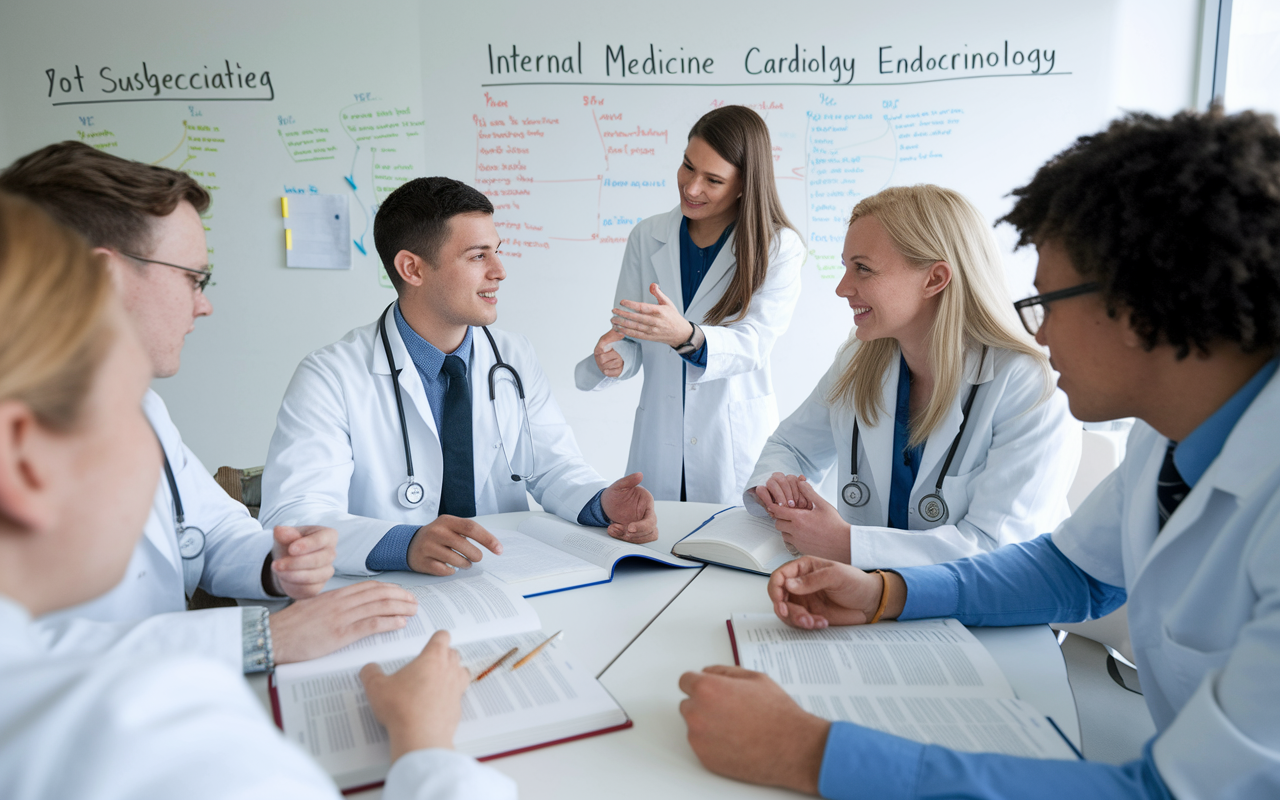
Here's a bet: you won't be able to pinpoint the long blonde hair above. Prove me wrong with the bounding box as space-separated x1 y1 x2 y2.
688 106 796 326
828 185 1049 446
0 192 115 430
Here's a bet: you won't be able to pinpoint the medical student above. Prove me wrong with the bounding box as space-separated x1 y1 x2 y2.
261 177 658 577
748 185 1080 569
575 105 805 504
0 142 417 671
0 193 516 799
679 108 1280 799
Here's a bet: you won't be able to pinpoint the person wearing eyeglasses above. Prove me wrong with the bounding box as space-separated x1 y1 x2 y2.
260 177 658 579
0 192 515 800
745 184 1080 569
0 141 420 674
680 108 1280 800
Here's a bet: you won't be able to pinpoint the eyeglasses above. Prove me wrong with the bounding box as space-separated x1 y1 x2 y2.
1013 282 1100 336
119 252 214 292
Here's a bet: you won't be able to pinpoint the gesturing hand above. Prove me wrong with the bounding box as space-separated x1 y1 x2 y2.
611 283 693 348
678 665 828 794
767 480 852 563
270 581 419 664
766 556 888 630
601 472 658 543
269 525 337 599
407 516 504 576
361 630 470 761
594 328 626 377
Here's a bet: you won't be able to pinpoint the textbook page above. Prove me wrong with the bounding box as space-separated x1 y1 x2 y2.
517 515 699 569
673 507 794 574
296 571 541 673
479 526 607 589
276 630 628 789
732 614 1076 759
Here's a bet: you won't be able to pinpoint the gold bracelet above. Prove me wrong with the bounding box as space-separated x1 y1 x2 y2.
869 570 891 624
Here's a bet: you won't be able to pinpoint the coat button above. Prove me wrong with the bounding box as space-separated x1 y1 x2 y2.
690 385 698 391
690 437 698 445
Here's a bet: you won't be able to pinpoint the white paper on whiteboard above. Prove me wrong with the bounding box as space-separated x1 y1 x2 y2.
285 194 351 270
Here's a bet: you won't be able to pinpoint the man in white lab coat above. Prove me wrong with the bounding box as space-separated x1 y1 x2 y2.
261 177 657 577
0 141 418 672
0 191 514 799
678 109 1280 798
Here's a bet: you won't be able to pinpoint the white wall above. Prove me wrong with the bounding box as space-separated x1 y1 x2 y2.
0 0 1204 481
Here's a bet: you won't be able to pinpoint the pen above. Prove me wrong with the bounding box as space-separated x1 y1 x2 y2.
510 630 563 672
472 647 518 683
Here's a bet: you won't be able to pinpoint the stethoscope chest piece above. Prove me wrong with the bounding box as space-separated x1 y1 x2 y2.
176 525 206 560
398 479 425 509
841 478 870 508
917 493 948 524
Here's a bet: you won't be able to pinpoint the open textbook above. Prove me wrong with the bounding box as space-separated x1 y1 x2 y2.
671 506 797 575
272 571 630 791
478 514 698 596
728 614 1080 760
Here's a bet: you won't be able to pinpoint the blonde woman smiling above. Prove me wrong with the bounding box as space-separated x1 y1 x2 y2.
747 185 1079 568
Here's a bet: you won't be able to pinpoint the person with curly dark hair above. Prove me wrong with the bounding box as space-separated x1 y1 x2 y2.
676 107 1280 800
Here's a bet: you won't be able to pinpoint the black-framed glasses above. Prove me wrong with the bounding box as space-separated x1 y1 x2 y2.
1013 282 1100 336
120 252 214 292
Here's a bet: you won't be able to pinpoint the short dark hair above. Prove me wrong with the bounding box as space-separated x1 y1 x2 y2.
374 177 494 292
1001 108 1280 358
0 141 210 254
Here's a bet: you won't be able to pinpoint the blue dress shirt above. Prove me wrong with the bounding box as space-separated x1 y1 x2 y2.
816 357 1280 799
888 355 925 530
367 304 608 571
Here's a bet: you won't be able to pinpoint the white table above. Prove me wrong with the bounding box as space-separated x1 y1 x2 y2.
251 502 1079 798
491 563 1080 799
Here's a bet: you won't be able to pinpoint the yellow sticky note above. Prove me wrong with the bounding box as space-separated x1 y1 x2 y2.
285 228 293 250
281 196 289 218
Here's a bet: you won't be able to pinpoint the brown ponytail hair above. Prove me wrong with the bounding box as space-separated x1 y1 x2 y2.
688 106 796 326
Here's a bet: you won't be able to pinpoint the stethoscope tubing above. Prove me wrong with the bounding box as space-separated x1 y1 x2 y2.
378 303 533 509
843 347 987 524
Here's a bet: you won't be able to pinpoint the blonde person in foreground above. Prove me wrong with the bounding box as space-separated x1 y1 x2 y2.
747 184 1080 568
0 193 515 799
681 108 1280 799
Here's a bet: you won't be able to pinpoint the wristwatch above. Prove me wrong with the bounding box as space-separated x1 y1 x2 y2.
673 321 705 356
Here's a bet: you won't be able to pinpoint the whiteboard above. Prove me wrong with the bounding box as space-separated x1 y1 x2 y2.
0 0 1200 482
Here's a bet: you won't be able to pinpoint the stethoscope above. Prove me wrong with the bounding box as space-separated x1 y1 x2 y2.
378 303 533 509
158 444 206 560
842 347 986 524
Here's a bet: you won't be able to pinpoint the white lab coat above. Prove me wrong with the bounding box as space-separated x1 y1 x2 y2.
575 206 805 504
747 341 1080 568
0 597 517 800
35 389 273 667
261 309 608 576
1054 369 1280 797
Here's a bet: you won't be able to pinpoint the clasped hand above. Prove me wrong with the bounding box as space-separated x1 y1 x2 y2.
753 474 851 563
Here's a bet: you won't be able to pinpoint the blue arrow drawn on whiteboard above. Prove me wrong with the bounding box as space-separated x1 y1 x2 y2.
345 144 370 254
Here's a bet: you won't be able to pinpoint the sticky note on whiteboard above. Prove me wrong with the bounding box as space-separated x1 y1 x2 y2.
282 194 351 270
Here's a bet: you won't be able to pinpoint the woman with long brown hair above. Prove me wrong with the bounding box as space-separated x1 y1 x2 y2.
575 105 805 504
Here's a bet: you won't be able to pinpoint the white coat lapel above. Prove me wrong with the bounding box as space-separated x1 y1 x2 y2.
648 209 683 309
861 355 898 525
685 228 737 319
470 328 504 495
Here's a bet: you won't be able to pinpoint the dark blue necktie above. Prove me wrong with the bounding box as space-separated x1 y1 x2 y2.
438 354 475 518
1156 441 1189 531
